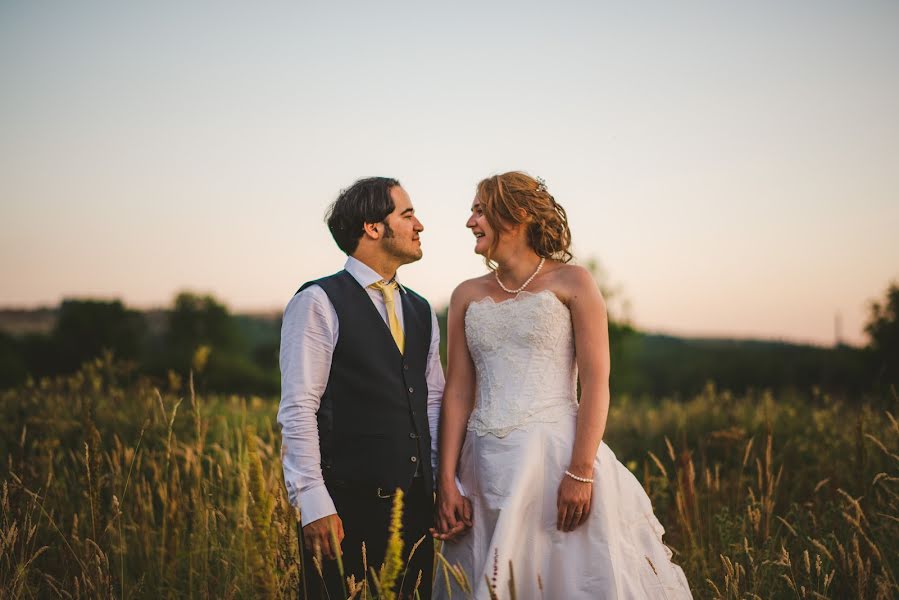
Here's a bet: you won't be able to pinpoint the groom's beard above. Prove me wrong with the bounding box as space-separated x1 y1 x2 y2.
381 221 423 264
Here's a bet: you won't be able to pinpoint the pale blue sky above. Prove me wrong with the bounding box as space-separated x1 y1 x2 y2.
1 1 897 345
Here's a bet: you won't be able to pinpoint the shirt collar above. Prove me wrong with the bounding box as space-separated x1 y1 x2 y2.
344 256 405 292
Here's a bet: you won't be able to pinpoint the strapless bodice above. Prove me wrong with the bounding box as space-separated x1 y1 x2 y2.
464 289 578 437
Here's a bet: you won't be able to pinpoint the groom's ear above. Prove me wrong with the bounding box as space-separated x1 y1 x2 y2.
362 222 381 240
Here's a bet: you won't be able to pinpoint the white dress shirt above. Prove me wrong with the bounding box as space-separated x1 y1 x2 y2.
278 256 446 526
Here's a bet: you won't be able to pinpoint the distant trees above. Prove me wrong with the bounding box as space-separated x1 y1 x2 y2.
0 293 280 394
165 292 245 367
622 335 869 397
865 281 899 385
152 292 277 394
54 300 147 372
0 332 27 388
582 258 638 393
2 278 897 396
7 300 148 381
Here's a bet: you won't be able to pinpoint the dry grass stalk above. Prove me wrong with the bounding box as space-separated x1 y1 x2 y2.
4 359 899 598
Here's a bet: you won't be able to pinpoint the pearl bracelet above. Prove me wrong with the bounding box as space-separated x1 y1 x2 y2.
564 470 594 484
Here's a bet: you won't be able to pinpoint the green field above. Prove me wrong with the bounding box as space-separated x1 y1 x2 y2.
2 357 897 599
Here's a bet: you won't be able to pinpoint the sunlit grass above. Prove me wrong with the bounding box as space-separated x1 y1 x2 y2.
1 358 897 598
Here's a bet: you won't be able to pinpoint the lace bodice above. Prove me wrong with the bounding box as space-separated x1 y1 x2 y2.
464 289 578 437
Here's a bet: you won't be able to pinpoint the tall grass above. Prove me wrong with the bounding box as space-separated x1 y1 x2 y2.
1 358 299 598
1 359 897 598
605 385 899 599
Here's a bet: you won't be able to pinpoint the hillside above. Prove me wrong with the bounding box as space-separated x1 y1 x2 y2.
0 305 872 396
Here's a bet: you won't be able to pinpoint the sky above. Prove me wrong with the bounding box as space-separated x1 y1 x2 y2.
1 1 897 346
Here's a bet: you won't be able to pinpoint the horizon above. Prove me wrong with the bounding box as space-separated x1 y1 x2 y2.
0 289 875 349
2 2 897 347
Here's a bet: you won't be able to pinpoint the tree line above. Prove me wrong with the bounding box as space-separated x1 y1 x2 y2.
0 293 280 393
0 282 896 397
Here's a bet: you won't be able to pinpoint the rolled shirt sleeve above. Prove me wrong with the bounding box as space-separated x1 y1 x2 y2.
277 285 339 526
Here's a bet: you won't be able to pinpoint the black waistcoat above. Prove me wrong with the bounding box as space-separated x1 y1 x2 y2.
298 270 433 497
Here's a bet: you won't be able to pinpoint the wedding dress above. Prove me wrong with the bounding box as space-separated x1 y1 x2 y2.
435 290 693 599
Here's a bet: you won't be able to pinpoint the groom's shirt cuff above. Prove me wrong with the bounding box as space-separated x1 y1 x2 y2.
297 484 337 526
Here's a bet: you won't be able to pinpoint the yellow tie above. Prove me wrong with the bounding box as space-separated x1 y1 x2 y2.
370 280 404 354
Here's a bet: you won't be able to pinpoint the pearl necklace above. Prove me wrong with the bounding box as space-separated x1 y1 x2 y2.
495 257 546 294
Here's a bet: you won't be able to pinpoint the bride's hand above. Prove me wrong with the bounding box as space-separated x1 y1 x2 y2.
557 471 593 532
431 486 473 540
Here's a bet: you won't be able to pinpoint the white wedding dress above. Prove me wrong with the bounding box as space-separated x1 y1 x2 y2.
435 290 693 599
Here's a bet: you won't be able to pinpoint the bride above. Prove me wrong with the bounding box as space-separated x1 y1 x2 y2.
432 172 693 599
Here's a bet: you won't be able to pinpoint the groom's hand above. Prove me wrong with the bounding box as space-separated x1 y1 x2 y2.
431 492 473 541
303 514 344 560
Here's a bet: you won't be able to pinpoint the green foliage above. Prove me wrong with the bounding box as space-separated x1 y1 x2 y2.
246 427 277 599
623 334 869 397
2 358 898 598
603 387 899 599
54 299 148 371
866 281 899 385
0 332 27 388
0 357 294 598
167 292 245 360
7 299 148 381
436 278 868 399
147 292 279 394
0 292 280 394
0 277 896 398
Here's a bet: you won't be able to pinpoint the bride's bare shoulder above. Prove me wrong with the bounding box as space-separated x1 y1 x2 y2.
550 263 605 303
451 275 492 306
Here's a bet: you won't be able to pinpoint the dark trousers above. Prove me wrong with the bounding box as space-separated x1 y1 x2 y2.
302 477 434 600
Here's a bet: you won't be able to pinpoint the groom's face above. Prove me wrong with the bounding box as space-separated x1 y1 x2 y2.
380 185 424 264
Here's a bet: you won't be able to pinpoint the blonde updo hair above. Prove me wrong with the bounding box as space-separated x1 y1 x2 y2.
475 171 573 267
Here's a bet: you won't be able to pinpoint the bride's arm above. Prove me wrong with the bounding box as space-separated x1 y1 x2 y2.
559 266 611 531
433 283 477 538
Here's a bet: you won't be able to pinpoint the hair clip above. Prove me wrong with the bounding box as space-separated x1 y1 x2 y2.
535 176 547 193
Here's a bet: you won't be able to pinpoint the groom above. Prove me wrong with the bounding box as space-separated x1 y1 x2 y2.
278 177 444 599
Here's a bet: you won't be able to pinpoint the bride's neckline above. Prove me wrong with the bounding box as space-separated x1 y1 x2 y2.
467 288 566 310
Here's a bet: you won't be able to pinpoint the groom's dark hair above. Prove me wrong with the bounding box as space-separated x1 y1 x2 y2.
326 177 400 255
